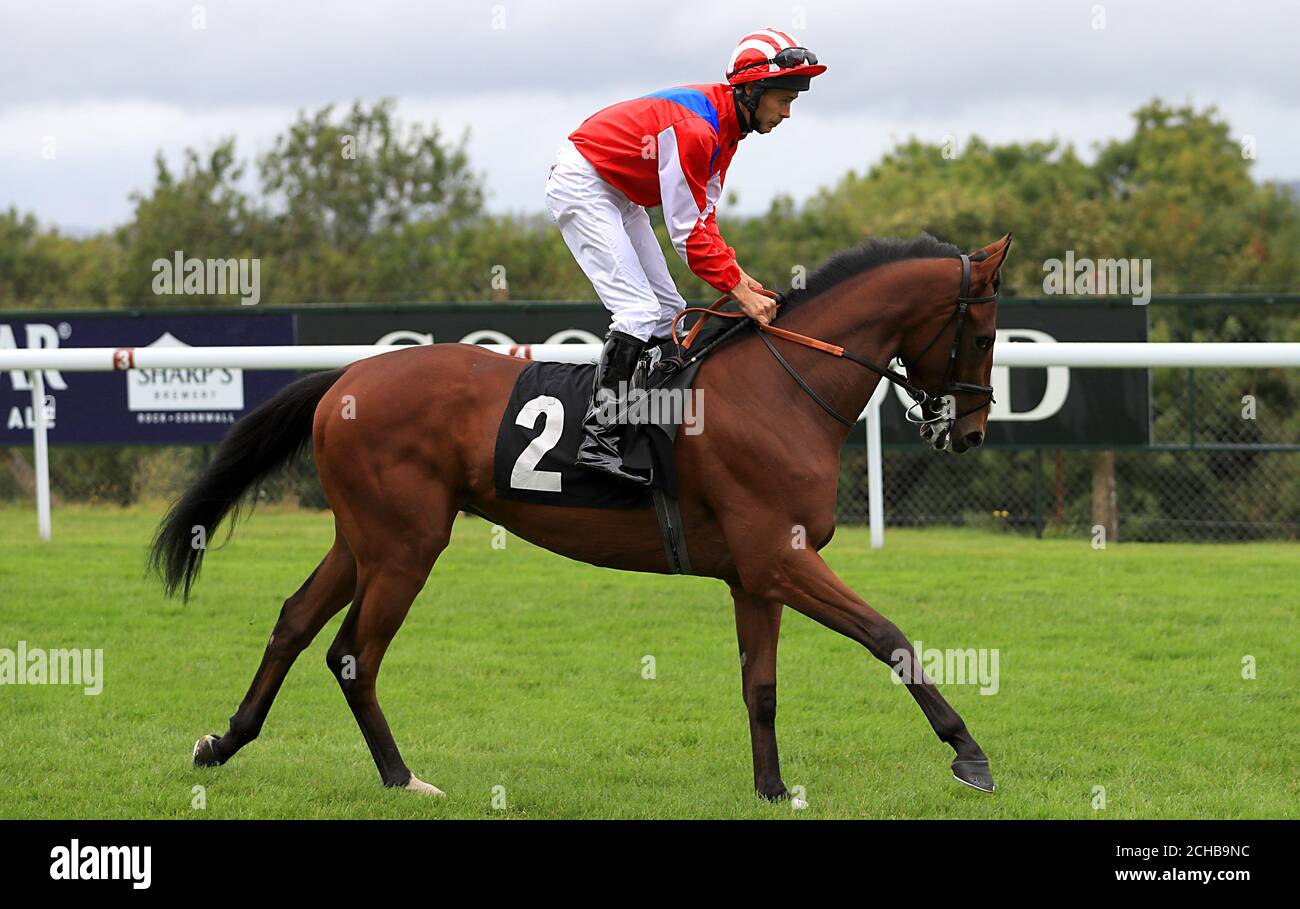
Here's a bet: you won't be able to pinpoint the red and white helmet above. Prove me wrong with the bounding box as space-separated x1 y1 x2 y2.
726 28 826 88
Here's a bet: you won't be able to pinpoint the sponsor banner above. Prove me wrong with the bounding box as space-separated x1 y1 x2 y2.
293 303 612 349
1 313 295 444
297 301 1149 446
0 301 1149 446
880 302 1149 445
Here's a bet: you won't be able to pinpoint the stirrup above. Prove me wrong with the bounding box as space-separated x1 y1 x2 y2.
575 404 651 486
576 455 652 487
575 426 652 486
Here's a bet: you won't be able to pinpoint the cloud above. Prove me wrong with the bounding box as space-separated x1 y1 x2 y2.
1 0 1296 230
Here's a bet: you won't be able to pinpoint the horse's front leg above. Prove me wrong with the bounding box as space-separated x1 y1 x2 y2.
739 546 994 793
730 585 787 801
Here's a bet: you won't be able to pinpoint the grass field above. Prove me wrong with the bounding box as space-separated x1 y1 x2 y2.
0 505 1296 820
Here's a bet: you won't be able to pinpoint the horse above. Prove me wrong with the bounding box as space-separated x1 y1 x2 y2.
150 232 1012 801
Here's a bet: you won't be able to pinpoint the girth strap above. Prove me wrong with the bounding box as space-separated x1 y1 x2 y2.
652 486 691 574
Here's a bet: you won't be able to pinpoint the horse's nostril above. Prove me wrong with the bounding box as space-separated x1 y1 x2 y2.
965 431 984 449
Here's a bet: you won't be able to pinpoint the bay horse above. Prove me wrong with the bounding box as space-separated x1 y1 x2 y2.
150 232 1011 801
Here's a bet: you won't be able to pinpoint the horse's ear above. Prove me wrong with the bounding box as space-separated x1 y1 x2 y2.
969 233 1012 282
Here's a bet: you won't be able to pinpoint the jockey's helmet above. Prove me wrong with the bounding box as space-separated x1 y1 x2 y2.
726 29 825 134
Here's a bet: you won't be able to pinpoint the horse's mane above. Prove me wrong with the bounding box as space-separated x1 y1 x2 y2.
779 233 964 312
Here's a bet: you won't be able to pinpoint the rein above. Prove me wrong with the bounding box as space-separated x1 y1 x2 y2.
668 253 998 427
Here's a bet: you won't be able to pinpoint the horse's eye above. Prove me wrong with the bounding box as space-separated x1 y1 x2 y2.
974 336 993 351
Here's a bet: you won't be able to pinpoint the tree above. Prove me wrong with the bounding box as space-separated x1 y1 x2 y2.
114 140 258 307
0 208 117 309
257 99 484 302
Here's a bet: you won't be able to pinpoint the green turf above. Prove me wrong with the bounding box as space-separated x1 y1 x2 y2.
0 504 1295 819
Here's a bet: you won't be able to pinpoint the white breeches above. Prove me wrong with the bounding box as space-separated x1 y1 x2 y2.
545 139 688 342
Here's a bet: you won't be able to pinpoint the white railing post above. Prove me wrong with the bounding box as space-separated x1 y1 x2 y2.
865 379 889 550
29 370 51 541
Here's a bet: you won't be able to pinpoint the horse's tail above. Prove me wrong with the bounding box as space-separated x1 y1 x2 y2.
148 367 347 601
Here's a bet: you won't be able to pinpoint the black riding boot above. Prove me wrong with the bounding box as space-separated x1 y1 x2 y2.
575 330 651 486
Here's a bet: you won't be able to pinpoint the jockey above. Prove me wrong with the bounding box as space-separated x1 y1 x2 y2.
545 28 826 485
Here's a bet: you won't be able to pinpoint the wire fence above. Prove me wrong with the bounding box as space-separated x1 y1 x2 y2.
837 445 1299 542
2 299 1297 542
838 297 1300 541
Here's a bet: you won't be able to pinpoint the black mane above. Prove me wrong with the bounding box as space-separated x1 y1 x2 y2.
780 233 962 311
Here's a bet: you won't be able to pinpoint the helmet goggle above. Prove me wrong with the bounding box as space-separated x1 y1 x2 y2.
729 46 818 79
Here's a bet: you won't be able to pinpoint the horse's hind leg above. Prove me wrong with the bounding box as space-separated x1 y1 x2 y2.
731 585 788 801
193 524 357 767
325 479 457 795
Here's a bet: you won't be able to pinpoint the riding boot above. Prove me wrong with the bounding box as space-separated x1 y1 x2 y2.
575 330 652 486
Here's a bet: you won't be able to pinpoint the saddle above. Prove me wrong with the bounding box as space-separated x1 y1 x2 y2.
492 303 758 574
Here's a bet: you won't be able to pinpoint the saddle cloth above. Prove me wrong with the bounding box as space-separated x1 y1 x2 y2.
492 340 707 509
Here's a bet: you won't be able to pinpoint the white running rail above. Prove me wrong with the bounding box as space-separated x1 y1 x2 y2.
4 341 1298 542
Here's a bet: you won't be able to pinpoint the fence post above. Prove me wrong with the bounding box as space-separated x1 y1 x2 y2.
29 370 51 541
1034 448 1044 538
1091 450 1117 543
866 380 888 550
1185 304 1197 447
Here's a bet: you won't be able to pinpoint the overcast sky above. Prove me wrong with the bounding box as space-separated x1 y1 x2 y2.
2 0 1297 233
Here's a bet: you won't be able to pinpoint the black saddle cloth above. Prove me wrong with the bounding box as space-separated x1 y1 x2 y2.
491 322 745 509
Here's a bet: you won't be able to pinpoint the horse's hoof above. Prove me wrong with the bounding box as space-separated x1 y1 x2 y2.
193 734 221 767
951 758 995 792
404 774 446 797
757 783 789 803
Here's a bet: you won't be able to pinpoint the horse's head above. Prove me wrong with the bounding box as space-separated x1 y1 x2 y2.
898 234 1011 453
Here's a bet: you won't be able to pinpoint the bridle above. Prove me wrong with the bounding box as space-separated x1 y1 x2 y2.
668 253 999 428
898 253 999 423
